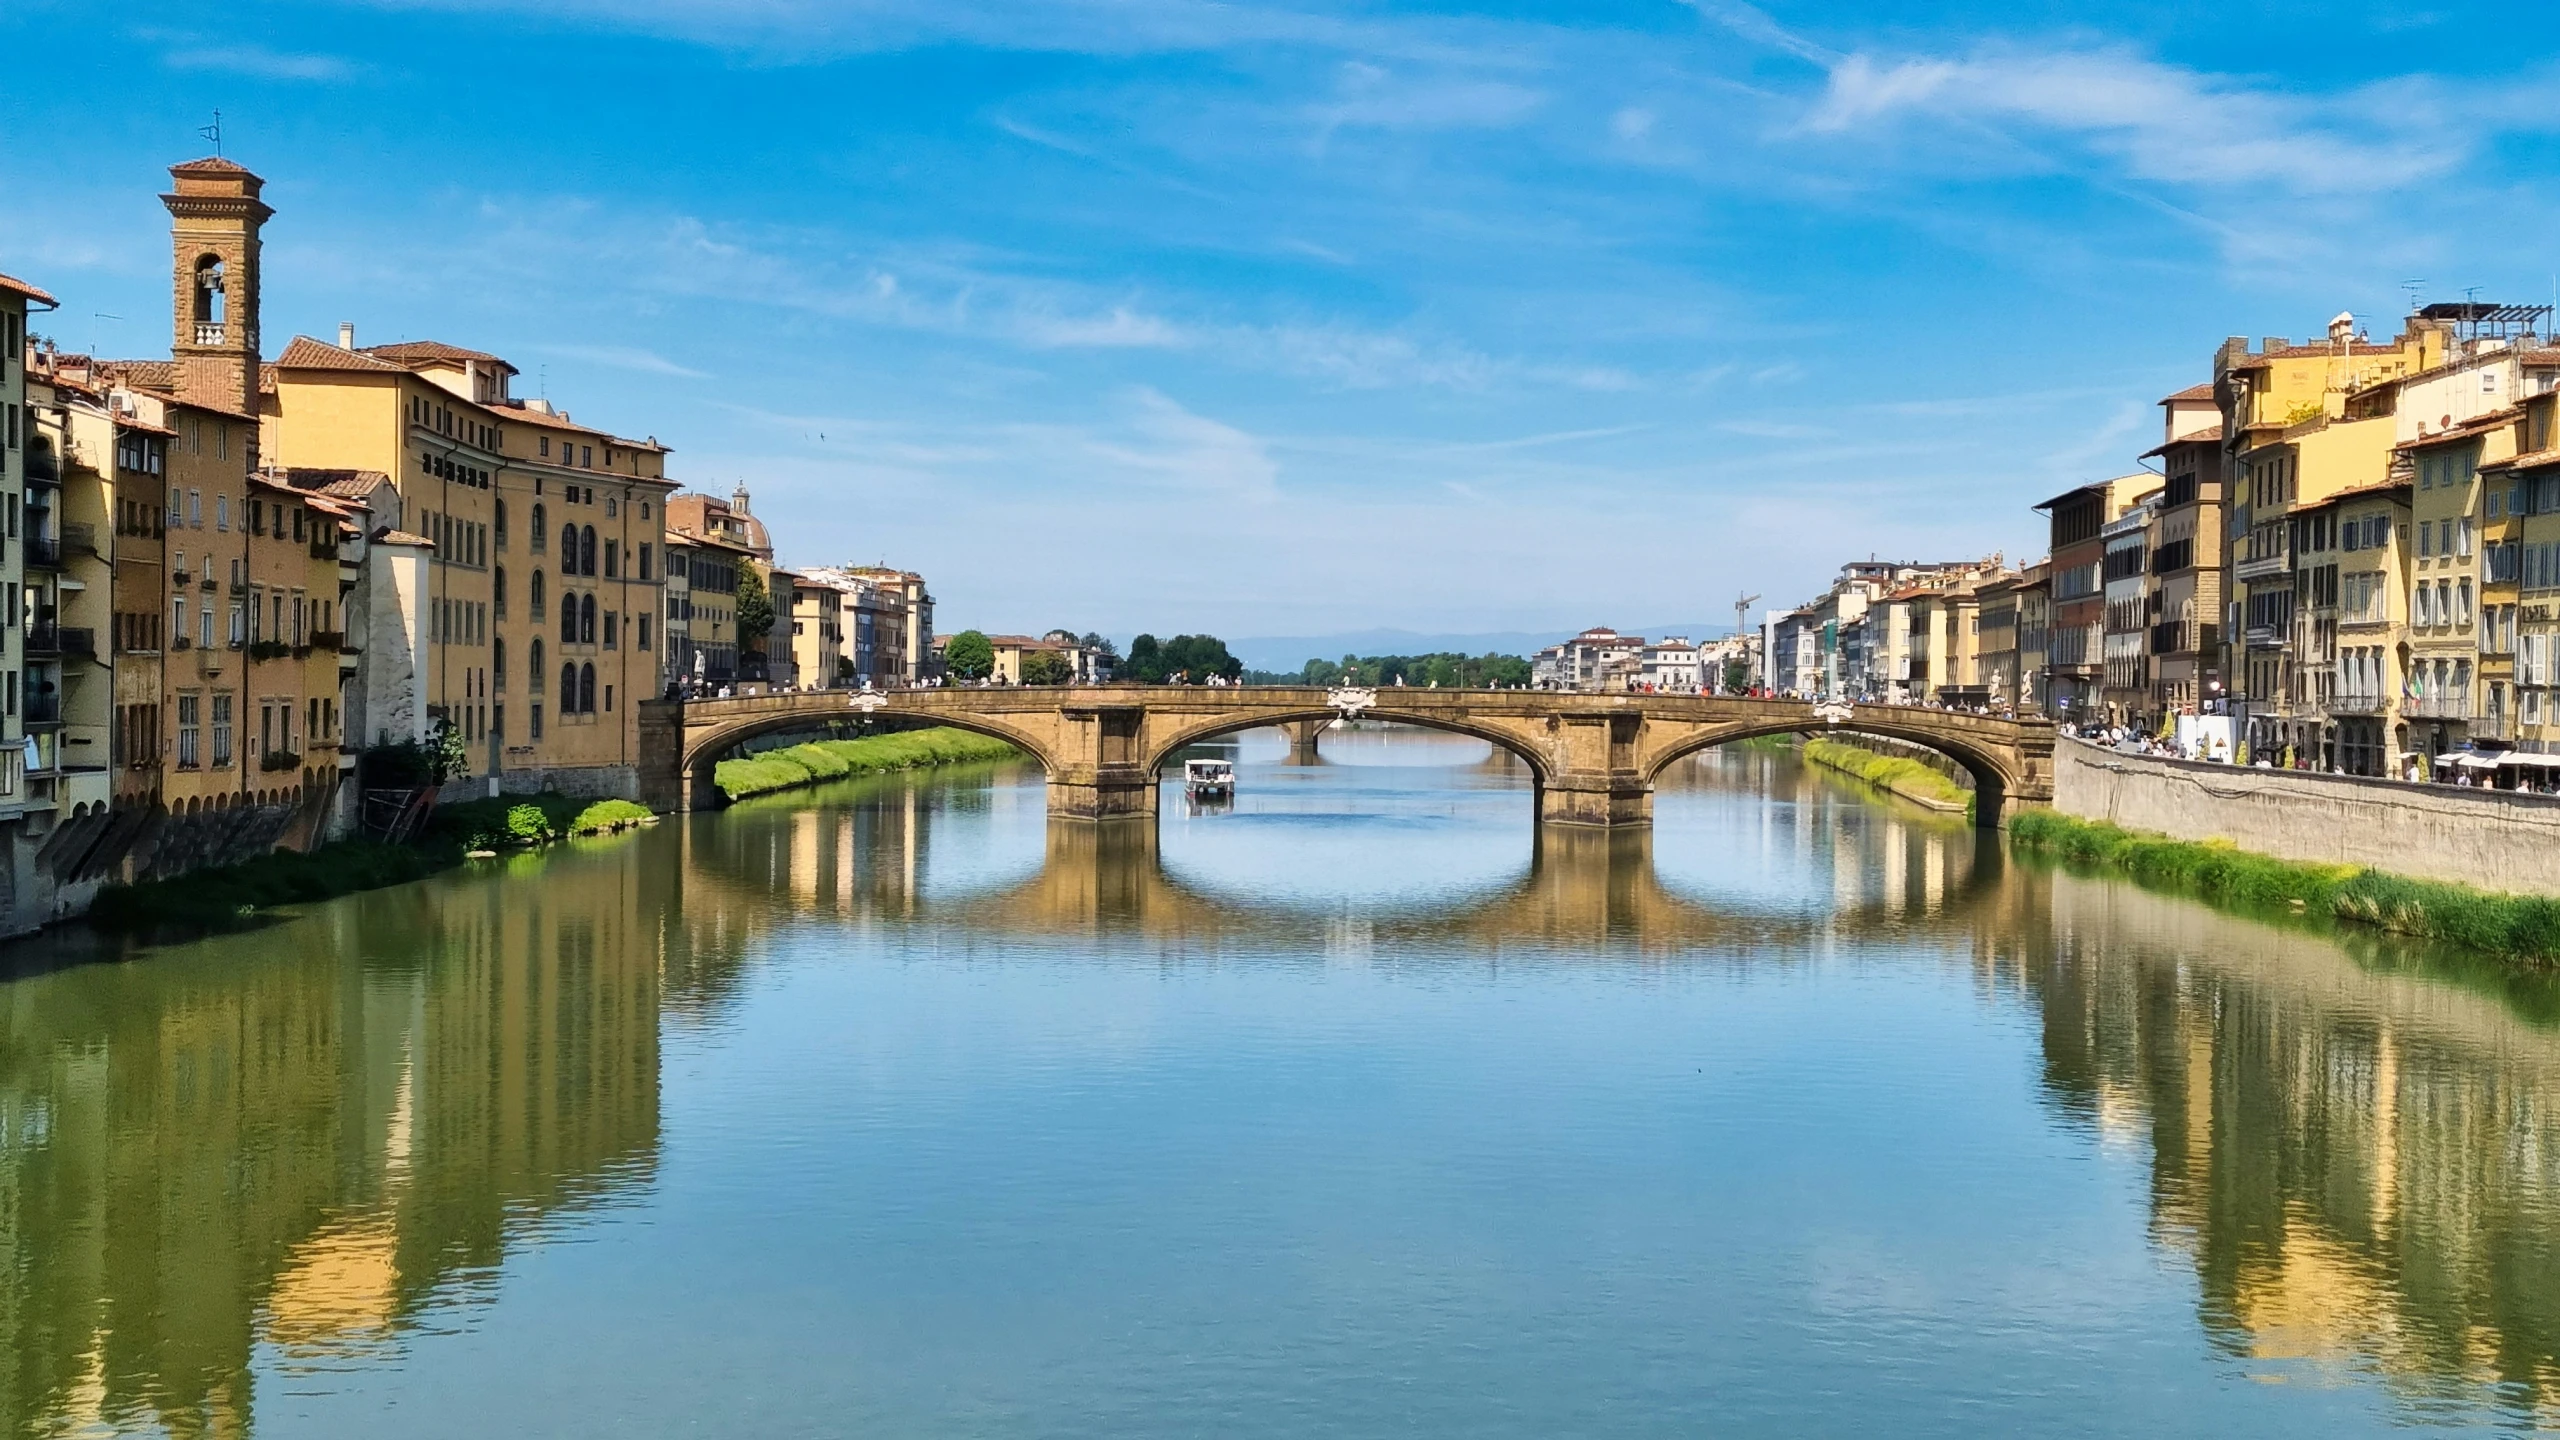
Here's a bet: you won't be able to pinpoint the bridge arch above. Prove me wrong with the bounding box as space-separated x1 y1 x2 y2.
672 706 1061 811
1141 707 1555 794
1642 718 2025 827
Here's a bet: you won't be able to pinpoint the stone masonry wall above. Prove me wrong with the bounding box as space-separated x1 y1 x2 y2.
2054 738 2560 894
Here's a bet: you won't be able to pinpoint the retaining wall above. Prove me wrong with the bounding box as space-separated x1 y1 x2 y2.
2055 738 2560 894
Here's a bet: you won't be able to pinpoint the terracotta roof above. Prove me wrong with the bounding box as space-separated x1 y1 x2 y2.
2293 480 2412 510
362 340 519 375
114 415 175 438
2160 382 2216 404
490 401 608 437
2394 405 2523 450
2484 446 2560 473
169 156 254 175
2142 430 2223 458
98 359 177 390
274 335 410 373
372 528 434 548
278 467 394 501
0 271 57 306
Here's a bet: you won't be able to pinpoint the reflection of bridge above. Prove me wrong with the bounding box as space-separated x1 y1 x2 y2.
639 687 2055 827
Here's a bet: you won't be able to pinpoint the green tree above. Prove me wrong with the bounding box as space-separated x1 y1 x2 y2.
945 629 996 681
1160 634 1241 683
735 565 775 645
1128 634 1164 683
1722 658 1750 694
1301 658 1343 686
1020 649 1073 685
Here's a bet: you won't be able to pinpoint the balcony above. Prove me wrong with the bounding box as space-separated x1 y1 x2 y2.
60 523 96 560
23 445 59 485
170 570 192 587
58 629 94 660
23 625 58 657
2235 550 2292 582
194 323 225 345
2244 625 2281 650
23 535 60 570
2407 694 2472 720
24 694 62 727
2330 693 2389 716
2149 620 2186 655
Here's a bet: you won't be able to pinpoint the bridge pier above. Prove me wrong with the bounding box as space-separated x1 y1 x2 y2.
1048 703 1158 820
1281 718 1325 765
1537 712 1654 828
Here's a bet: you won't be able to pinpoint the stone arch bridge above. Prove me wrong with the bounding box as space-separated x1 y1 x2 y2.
637 687 2055 828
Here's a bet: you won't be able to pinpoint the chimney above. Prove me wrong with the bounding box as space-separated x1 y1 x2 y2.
339 322 356 350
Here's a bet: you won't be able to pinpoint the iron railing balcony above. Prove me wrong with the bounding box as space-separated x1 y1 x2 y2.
24 625 59 657
23 535 61 570
2406 694 2473 720
24 694 63 726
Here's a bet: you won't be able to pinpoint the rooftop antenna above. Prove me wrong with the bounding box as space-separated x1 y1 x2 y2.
197 111 222 157
1733 591 1760 637
2401 279 2427 315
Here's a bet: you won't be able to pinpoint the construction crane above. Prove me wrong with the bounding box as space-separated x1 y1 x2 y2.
1733 591 1760 637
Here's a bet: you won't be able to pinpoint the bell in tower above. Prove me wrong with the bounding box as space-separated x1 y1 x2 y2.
161 156 272 418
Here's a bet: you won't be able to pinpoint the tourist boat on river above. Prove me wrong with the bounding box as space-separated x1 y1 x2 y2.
1184 758 1234 797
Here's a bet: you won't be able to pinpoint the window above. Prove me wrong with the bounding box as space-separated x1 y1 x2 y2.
2460 578 2475 627
580 663 597 713
496 499 509 549
531 638 546 691
561 522 577 565
604 611 618 649
212 694 233 768
531 571 546 622
494 637 507 692
533 504 547 553
639 542 653 581
581 526 597 576
605 540 618 578
494 567 508 620
531 702 544 739
581 594 597 644
581 445 593 468
561 662 578 707
199 604 214 649
561 591 577 645
178 695 201 767
216 496 229 531
188 489 202 526
639 616 652 651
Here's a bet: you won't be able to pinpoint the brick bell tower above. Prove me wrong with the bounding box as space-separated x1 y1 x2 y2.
161 156 271 417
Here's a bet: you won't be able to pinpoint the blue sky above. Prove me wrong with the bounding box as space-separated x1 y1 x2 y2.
6 0 2558 640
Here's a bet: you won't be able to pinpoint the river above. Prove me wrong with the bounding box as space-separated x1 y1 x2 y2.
5 727 2560 1437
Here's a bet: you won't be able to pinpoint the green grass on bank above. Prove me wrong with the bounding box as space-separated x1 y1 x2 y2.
91 797 657 939
716 727 1023 801
2007 810 2560 963
432 795 656 853
1803 736 1973 813
90 839 449 936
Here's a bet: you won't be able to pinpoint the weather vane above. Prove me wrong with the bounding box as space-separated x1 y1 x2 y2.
198 111 223 156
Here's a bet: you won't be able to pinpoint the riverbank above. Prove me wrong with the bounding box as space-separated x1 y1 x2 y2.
1800 736 1972 815
2008 810 2560 963
88 794 658 937
716 728 1021 800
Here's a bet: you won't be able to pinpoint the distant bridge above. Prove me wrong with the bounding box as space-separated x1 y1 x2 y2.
636 686 2056 828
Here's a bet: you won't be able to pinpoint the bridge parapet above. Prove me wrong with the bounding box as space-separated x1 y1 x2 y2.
636 686 2055 829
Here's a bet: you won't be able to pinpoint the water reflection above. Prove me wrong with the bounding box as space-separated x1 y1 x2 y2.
0 847 663 1435
9 733 2560 1432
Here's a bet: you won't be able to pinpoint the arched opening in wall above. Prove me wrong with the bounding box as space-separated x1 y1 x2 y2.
680 709 1048 812
192 254 226 328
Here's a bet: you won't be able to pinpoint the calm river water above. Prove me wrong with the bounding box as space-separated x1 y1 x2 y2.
7 728 2560 1436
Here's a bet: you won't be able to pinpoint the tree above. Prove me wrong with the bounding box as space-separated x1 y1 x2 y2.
1020 649 1073 685
1159 634 1241 683
1722 658 1750 694
1128 634 1164 683
945 629 995 681
735 565 775 646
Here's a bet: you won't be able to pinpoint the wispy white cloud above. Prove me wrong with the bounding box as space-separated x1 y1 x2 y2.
1309 60 1546 143
157 41 359 81
1803 47 2458 194
529 343 711 378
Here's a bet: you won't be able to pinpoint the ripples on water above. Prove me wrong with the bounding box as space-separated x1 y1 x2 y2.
5 726 2560 1437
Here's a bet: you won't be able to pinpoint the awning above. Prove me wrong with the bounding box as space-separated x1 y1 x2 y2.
2498 753 2560 766
2436 752 2503 769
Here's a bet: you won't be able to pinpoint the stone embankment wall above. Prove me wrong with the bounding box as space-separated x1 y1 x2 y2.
2054 739 2560 894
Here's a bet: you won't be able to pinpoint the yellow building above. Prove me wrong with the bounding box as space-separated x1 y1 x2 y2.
265 339 675 797
2494 392 2560 757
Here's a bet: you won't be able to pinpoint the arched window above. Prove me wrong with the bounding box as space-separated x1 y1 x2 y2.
532 503 547 553
493 566 508 620
561 591 578 645
192 255 226 325
562 662 579 706
580 594 597 645
530 570 546 622
531 638 546 691
579 663 597 714
580 526 598 576
493 637 507 692
561 522 578 565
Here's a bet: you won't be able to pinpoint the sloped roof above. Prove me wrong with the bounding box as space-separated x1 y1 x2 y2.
274 336 410 373
169 156 254 176
0 271 57 306
2160 382 2215 404
363 339 519 375
2395 405 2522 451
278 467 394 501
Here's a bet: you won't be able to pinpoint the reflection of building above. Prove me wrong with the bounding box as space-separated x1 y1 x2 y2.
0 840 664 1433
2024 870 2560 1412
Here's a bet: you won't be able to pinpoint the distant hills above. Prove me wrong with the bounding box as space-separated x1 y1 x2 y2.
1226 624 1740 674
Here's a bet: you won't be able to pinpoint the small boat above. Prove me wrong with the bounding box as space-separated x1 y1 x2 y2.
1184 758 1235 797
